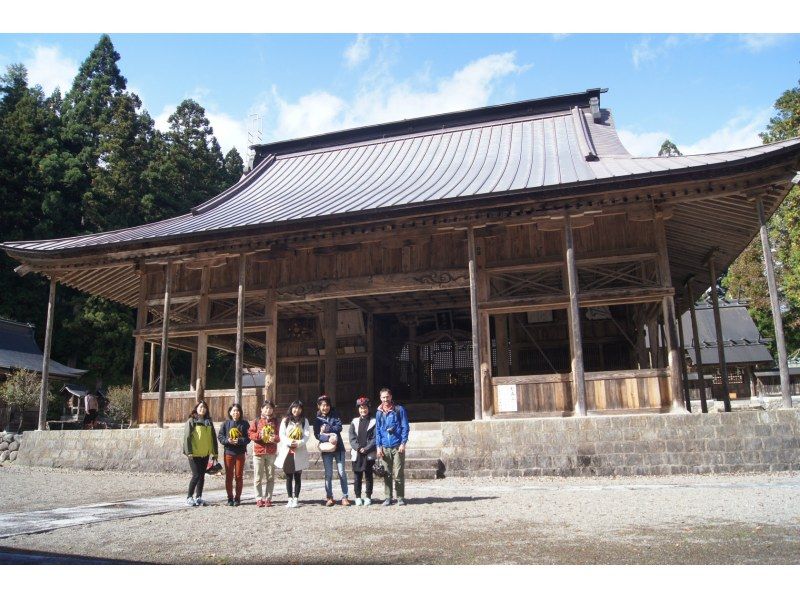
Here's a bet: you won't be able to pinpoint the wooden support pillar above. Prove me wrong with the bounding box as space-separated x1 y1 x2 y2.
323 299 338 404
130 271 148 427
407 319 419 400
366 312 374 398
676 299 692 412
686 280 709 413
38 277 57 431
707 255 732 412
756 197 792 408
195 266 210 402
646 319 659 368
467 227 483 420
563 216 587 416
148 343 156 392
157 263 173 428
189 351 197 392
495 315 510 377
746 366 758 399
479 288 493 418
264 289 277 404
654 210 686 413
235 255 247 404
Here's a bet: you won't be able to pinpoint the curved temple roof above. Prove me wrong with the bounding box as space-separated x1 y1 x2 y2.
3 89 800 256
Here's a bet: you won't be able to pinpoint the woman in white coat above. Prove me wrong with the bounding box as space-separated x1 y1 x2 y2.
275 400 311 508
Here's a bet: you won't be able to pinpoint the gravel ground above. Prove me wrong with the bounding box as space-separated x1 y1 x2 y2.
1 464 798 564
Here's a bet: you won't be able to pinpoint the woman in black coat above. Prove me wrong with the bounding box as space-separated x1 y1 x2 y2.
348 396 377 506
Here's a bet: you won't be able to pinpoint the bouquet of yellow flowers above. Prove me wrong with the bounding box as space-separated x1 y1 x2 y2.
228 427 241 441
288 424 303 441
261 423 275 443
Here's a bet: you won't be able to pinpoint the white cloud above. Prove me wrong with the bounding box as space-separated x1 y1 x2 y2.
738 34 789 52
269 52 527 141
344 34 371 68
679 107 772 154
617 128 672 157
617 107 772 157
631 37 658 69
24 45 78 95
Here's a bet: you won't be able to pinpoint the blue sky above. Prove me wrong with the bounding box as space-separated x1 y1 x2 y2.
0 32 798 163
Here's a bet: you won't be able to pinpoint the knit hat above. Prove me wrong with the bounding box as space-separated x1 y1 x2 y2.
356 396 369 407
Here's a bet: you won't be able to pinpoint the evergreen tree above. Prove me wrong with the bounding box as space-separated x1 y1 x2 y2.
144 99 229 220
223 147 244 187
658 139 682 157
725 78 800 357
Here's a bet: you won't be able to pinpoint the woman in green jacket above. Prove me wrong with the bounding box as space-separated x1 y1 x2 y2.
183 400 219 506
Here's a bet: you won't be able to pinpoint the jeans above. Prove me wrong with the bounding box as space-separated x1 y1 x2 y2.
381 447 405 500
187 456 209 498
253 453 276 499
322 448 349 499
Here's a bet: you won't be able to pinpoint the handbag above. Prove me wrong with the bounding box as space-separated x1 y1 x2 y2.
283 451 296 475
372 461 387 478
318 440 337 453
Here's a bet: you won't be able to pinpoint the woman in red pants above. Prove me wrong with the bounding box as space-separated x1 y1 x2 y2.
217 403 250 506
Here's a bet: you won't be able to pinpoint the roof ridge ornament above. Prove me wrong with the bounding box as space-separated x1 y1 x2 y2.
571 107 599 162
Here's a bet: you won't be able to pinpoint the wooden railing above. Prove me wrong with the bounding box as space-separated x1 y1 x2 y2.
139 388 264 424
492 368 670 416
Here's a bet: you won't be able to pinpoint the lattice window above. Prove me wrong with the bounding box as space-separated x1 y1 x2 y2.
419 338 473 386
298 362 318 384
337 357 367 382
278 364 298 385
518 347 570 374
488 268 563 300
577 259 659 291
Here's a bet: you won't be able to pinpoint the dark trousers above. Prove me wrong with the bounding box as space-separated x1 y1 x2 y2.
224 453 245 500
83 409 98 428
285 471 302 498
353 468 374 498
188 456 209 498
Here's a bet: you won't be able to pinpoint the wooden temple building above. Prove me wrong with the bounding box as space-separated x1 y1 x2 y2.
3 88 800 428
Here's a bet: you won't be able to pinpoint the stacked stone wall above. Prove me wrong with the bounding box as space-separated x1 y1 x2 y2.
441 410 800 477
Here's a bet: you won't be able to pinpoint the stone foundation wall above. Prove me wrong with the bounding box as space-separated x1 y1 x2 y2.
14 410 800 478
441 410 800 477
16 428 191 472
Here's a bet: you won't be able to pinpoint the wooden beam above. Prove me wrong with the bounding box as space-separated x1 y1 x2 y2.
235 254 246 404
480 287 674 314
195 266 210 402
277 269 470 303
563 216 587 416
495 315 510 377
130 271 148 427
655 210 687 413
134 318 274 339
708 257 732 412
38 277 57 431
148 342 156 392
686 281 709 413
366 311 374 398
264 289 278 403
467 227 482 421
676 298 692 412
323 299 338 404
157 263 173 428
756 197 792 408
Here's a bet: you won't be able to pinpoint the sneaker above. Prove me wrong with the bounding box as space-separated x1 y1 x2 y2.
397 498 407 506
195 497 208 506
265 499 273 507
186 497 198 507
292 498 300 508
227 499 235 507
256 499 265 508
285 499 293 508
325 498 335 507
354 498 364 506
364 497 372 506
382 498 392 507
341 497 351 506
233 499 241 507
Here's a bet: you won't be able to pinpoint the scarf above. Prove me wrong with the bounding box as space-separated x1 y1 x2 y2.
378 401 395 414
357 416 369 447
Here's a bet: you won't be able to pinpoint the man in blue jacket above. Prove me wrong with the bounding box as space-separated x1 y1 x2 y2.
375 387 410 506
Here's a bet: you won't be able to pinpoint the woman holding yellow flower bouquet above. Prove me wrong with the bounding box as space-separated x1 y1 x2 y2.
217 403 250 507
248 401 279 507
275 400 311 508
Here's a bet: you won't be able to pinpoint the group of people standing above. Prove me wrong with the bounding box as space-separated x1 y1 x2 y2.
182 388 410 508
